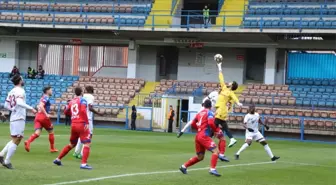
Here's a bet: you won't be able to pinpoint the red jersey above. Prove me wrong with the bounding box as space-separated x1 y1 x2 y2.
190 108 219 137
36 95 51 118
64 97 89 126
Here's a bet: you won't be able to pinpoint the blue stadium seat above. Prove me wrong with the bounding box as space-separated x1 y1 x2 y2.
292 79 299 85
306 93 314 99
286 79 292 85
318 88 326 93
289 86 296 91
311 87 318 92
311 99 318 107
330 94 336 99
318 100 326 107
330 80 336 86
299 79 307 85
299 93 307 98
326 87 333 93
326 101 334 108
322 93 329 99
303 87 310 92
314 93 322 99
296 98 303 106
321 80 329 86
303 99 310 106
296 87 303 92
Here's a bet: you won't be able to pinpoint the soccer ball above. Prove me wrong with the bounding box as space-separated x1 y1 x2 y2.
214 54 223 63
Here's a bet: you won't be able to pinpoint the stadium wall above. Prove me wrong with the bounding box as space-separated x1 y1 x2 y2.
137 45 158 81
177 48 246 84
93 67 128 78
18 41 38 71
0 38 19 72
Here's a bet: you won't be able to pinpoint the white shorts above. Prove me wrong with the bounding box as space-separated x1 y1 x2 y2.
10 120 26 138
88 120 93 134
245 131 265 142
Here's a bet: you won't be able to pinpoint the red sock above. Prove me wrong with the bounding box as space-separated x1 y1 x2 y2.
219 139 226 155
210 153 218 169
184 156 200 168
49 133 55 149
27 133 39 143
57 145 72 160
81 145 90 164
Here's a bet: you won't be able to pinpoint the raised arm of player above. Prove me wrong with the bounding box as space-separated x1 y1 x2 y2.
217 66 228 91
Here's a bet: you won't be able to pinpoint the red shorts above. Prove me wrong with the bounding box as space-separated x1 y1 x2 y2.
195 134 216 155
34 116 53 131
69 125 91 145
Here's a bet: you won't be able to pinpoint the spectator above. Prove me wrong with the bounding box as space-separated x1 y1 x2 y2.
203 5 210 28
32 69 37 79
10 66 19 78
27 67 34 79
131 105 137 130
36 65 45 79
167 105 175 133
65 100 71 126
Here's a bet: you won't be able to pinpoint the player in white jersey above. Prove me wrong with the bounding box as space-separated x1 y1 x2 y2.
0 75 37 169
179 90 220 134
73 86 103 159
235 105 280 161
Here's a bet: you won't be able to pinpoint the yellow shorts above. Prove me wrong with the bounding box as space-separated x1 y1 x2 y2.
215 107 228 121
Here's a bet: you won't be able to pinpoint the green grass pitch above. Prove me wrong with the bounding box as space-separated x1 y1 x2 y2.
0 123 335 185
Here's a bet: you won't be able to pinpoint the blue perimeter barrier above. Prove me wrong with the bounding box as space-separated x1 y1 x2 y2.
52 103 154 131
179 110 335 143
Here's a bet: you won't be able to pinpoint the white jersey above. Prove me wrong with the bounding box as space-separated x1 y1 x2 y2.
244 113 260 133
5 87 27 122
202 91 218 112
83 93 94 121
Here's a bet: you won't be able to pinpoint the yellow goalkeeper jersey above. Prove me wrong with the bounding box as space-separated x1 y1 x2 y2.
215 72 239 120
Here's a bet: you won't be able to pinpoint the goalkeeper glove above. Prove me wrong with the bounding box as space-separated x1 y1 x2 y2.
237 102 243 107
264 125 270 130
217 63 222 72
247 128 254 132
177 132 184 138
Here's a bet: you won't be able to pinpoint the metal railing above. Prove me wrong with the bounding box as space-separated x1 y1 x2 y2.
0 10 336 31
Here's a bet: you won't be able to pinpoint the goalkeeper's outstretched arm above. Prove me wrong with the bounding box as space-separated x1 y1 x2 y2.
217 63 227 90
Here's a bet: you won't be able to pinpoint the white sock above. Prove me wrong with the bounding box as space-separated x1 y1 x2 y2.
0 141 12 156
264 144 274 158
5 141 17 164
74 139 82 154
236 143 249 155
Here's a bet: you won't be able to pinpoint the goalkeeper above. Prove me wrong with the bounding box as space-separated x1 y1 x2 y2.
214 61 242 148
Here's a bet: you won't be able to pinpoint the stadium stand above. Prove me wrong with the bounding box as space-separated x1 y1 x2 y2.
59 76 145 117
0 71 78 110
0 0 153 26
243 1 336 29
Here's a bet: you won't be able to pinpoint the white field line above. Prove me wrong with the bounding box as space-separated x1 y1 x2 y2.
278 161 336 168
44 161 275 185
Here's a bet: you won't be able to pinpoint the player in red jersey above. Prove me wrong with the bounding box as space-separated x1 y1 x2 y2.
179 99 222 177
53 87 92 170
24 86 58 153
